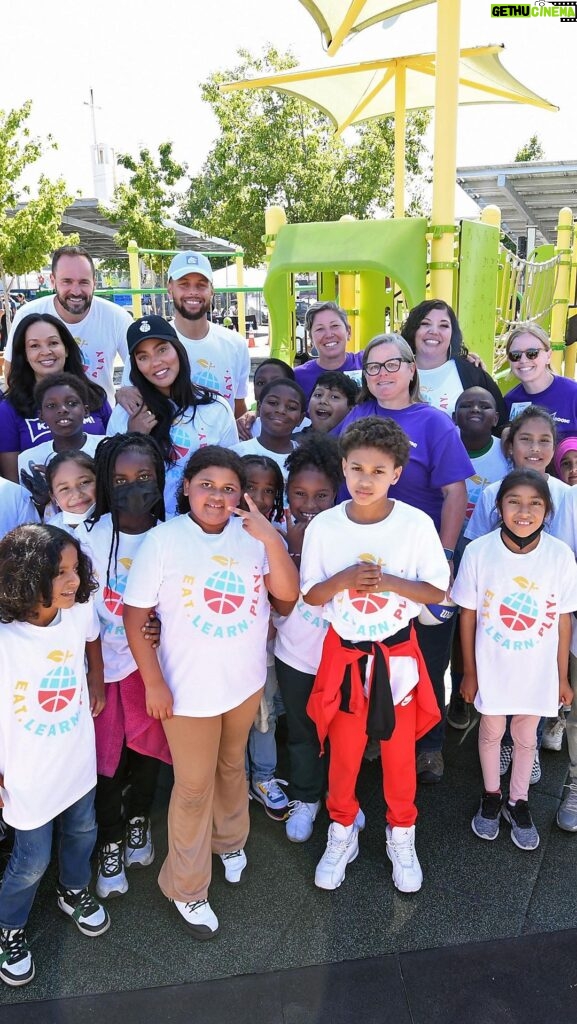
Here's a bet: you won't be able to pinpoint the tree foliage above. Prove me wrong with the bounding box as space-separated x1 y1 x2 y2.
0 100 76 327
514 134 544 163
180 47 430 266
101 143 187 275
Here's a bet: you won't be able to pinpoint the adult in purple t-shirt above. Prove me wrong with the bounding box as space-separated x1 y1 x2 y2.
0 313 110 482
295 302 364 403
334 332 474 782
504 321 577 438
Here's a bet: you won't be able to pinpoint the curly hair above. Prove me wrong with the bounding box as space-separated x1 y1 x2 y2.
339 415 411 469
176 446 246 515
241 454 285 523
7 314 107 418
128 333 216 465
401 300 464 360
286 432 343 493
34 370 91 413
88 433 166 589
0 524 97 623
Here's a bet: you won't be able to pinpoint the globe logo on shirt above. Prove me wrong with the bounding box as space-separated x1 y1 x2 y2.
170 425 191 461
203 556 246 614
348 590 389 614
37 650 77 713
193 359 220 393
499 590 539 632
102 558 131 616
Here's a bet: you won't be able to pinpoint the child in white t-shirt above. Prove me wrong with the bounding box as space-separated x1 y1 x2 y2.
44 451 97 532
300 417 449 894
0 524 109 988
233 379 306 480
77 433 170 901
453 469 577 851
123 446 298 940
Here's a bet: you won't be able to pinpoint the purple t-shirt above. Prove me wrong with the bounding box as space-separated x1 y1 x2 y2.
295 352 364 403
0 397 112 453
505 375 577 439
333 400 474 530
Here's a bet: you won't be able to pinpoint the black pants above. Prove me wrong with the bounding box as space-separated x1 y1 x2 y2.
275 657 327 803
415 615 457 753
95 744 161 845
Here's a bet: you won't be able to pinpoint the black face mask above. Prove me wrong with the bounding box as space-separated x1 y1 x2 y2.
112 481 161 517
500 522 545 550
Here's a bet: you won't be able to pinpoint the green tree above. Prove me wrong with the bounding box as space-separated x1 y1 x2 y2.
180 47 430 267
514 134 544 162
101 143 187 276
0 100 76 331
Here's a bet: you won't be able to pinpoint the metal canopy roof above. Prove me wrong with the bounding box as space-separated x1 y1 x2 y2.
54 198 239 261
456 161 577 245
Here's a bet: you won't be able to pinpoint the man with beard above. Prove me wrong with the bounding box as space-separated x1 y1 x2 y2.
4 246 129 404
119 252 250 418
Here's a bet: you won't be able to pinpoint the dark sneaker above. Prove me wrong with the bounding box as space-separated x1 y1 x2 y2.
557 781 577 832
0 928 34 987
96 842 128 898
499 744 513 776
57 886 111 936
125 817 155 868
447 694 471 731
471 791 502 840
416 750 444 784
501 800 540 850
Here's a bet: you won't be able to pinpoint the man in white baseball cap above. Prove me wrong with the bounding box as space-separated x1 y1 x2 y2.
119 251 249 419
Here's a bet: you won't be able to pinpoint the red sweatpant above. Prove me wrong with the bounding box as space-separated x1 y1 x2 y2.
326 689 418 829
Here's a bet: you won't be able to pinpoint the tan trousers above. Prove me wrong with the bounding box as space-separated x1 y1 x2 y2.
158 688 262 902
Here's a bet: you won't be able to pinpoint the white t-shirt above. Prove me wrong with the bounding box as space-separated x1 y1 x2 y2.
418 361 463 416
121 322 250 411
0 600 99 829
106 398 238 517
0 478 39 540
451 530 577 715
463 439 510 525
465 474 569 540
123 514 270 716
549 487 577 656
274 597 329 676
18 434 104 479
300 501 449 703
232 437 298 481
6 295 130 404
76 517 149 683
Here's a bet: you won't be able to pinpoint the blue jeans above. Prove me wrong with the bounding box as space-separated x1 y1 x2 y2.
247 665 279 783
0 787 97 929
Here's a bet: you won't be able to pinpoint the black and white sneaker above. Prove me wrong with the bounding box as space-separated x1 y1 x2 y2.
125 817 155 868
96 842 129 898
0 928 35 987
57 886 110 936
173 899 219 939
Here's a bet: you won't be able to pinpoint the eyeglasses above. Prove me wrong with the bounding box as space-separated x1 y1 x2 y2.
364 358 414 376
508 348 547 363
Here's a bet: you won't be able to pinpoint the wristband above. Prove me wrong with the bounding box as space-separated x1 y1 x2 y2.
443 548 454 560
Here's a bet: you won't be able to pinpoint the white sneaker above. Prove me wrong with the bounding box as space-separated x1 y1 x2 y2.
219 848 247 884
285 800 320 843
314 822 359 890
173 899 219 939
96 842 129 898
541 716 566 752
386 825 423 893
125 816 155 868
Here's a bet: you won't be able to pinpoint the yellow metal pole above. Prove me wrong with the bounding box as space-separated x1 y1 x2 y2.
550 207 573 375
127 240 142 318
430 0 461 303
394 64 406 219
264 206 287 349
565 219 577 380
338 216 357 350
235 254 246 338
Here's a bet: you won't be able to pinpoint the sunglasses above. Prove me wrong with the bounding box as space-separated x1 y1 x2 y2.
508 348 547 363
364 358 414 376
